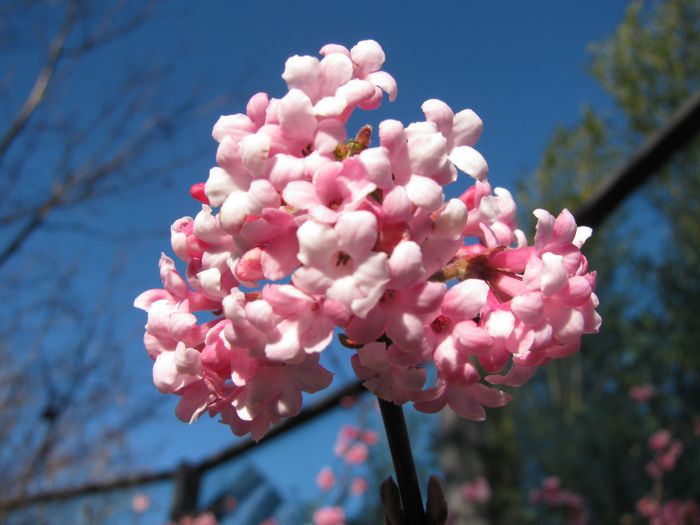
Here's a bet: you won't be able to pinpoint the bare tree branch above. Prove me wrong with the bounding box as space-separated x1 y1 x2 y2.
0 91 208 267
0 0 78 162
65 0 159 57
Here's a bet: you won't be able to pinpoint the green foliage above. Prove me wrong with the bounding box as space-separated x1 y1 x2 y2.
509 0 700 522
589 0 700 136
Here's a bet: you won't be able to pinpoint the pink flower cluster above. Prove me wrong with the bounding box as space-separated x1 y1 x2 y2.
135 39 601 440
317 424 376 495
637 498 700 525
646 429 683 480
334 424 377 463
530 477 587 525
635 429 699 525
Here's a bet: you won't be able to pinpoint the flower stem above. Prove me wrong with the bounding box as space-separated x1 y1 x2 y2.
378 398 428 525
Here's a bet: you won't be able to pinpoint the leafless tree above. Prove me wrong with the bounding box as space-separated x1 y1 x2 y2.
0 0 236 515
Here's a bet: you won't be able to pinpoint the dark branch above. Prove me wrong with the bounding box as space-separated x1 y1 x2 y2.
0 381 366 512
573 90 700 228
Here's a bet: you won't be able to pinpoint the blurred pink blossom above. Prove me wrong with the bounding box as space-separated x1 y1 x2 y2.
131 493 150 513
316 466 335 491
460 476 491 504
646 429 683 479
192 513 218 525
638 498 700 525
340 395 356 409
313 506 345 525
344 442 369 464
530 477 587 525
649 430 672 452
351 477 368 496
361 430 379 445
175 513 219 525
629 384 655 404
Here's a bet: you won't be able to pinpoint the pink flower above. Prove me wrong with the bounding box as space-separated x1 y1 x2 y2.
649 430 672 452
340 395 356 409
421 98 488 182
630 384 655 404
413 279 512 420
152 341 203 394
131 494 150 513
192 513 218 525
351 477 368 496
134 254 216 358
344 442 369 464
313 506 345 525
374 119 446 214
658 440 683 471
237 208 300 281
344 280 445 356
223 284 337 363
637 496 659 519
228 353 333 441
339 425 361 441
460 180 521 247
646 461 663 480
654 500 700 525
460 476 491 504
361 430 379 445
316 466 335 491
294 210 389 318
282 159 375 223
638 497 700 525
352 342 426 405
531 477 587 525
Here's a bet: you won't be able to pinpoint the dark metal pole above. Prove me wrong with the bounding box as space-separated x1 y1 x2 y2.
0 381 366 512
379 398 428 525
574 90 700 228
170 462 200 521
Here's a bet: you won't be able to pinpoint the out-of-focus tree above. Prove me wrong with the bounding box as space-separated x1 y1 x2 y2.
0 0 230 515
439 0 700 523
509 0 700 523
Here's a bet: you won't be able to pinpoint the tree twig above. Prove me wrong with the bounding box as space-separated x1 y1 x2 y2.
0 0 78 162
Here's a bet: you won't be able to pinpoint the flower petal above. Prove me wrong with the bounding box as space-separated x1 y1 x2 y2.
452 109 483 147
335 210 378 257
359 147 393 189
449 146 488 181
350 39 385 76
442 279 489 320
388 241 424 289
405 175 443 212
279 89 317 146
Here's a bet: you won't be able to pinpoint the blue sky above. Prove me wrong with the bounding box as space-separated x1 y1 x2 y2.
5 1 632 521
